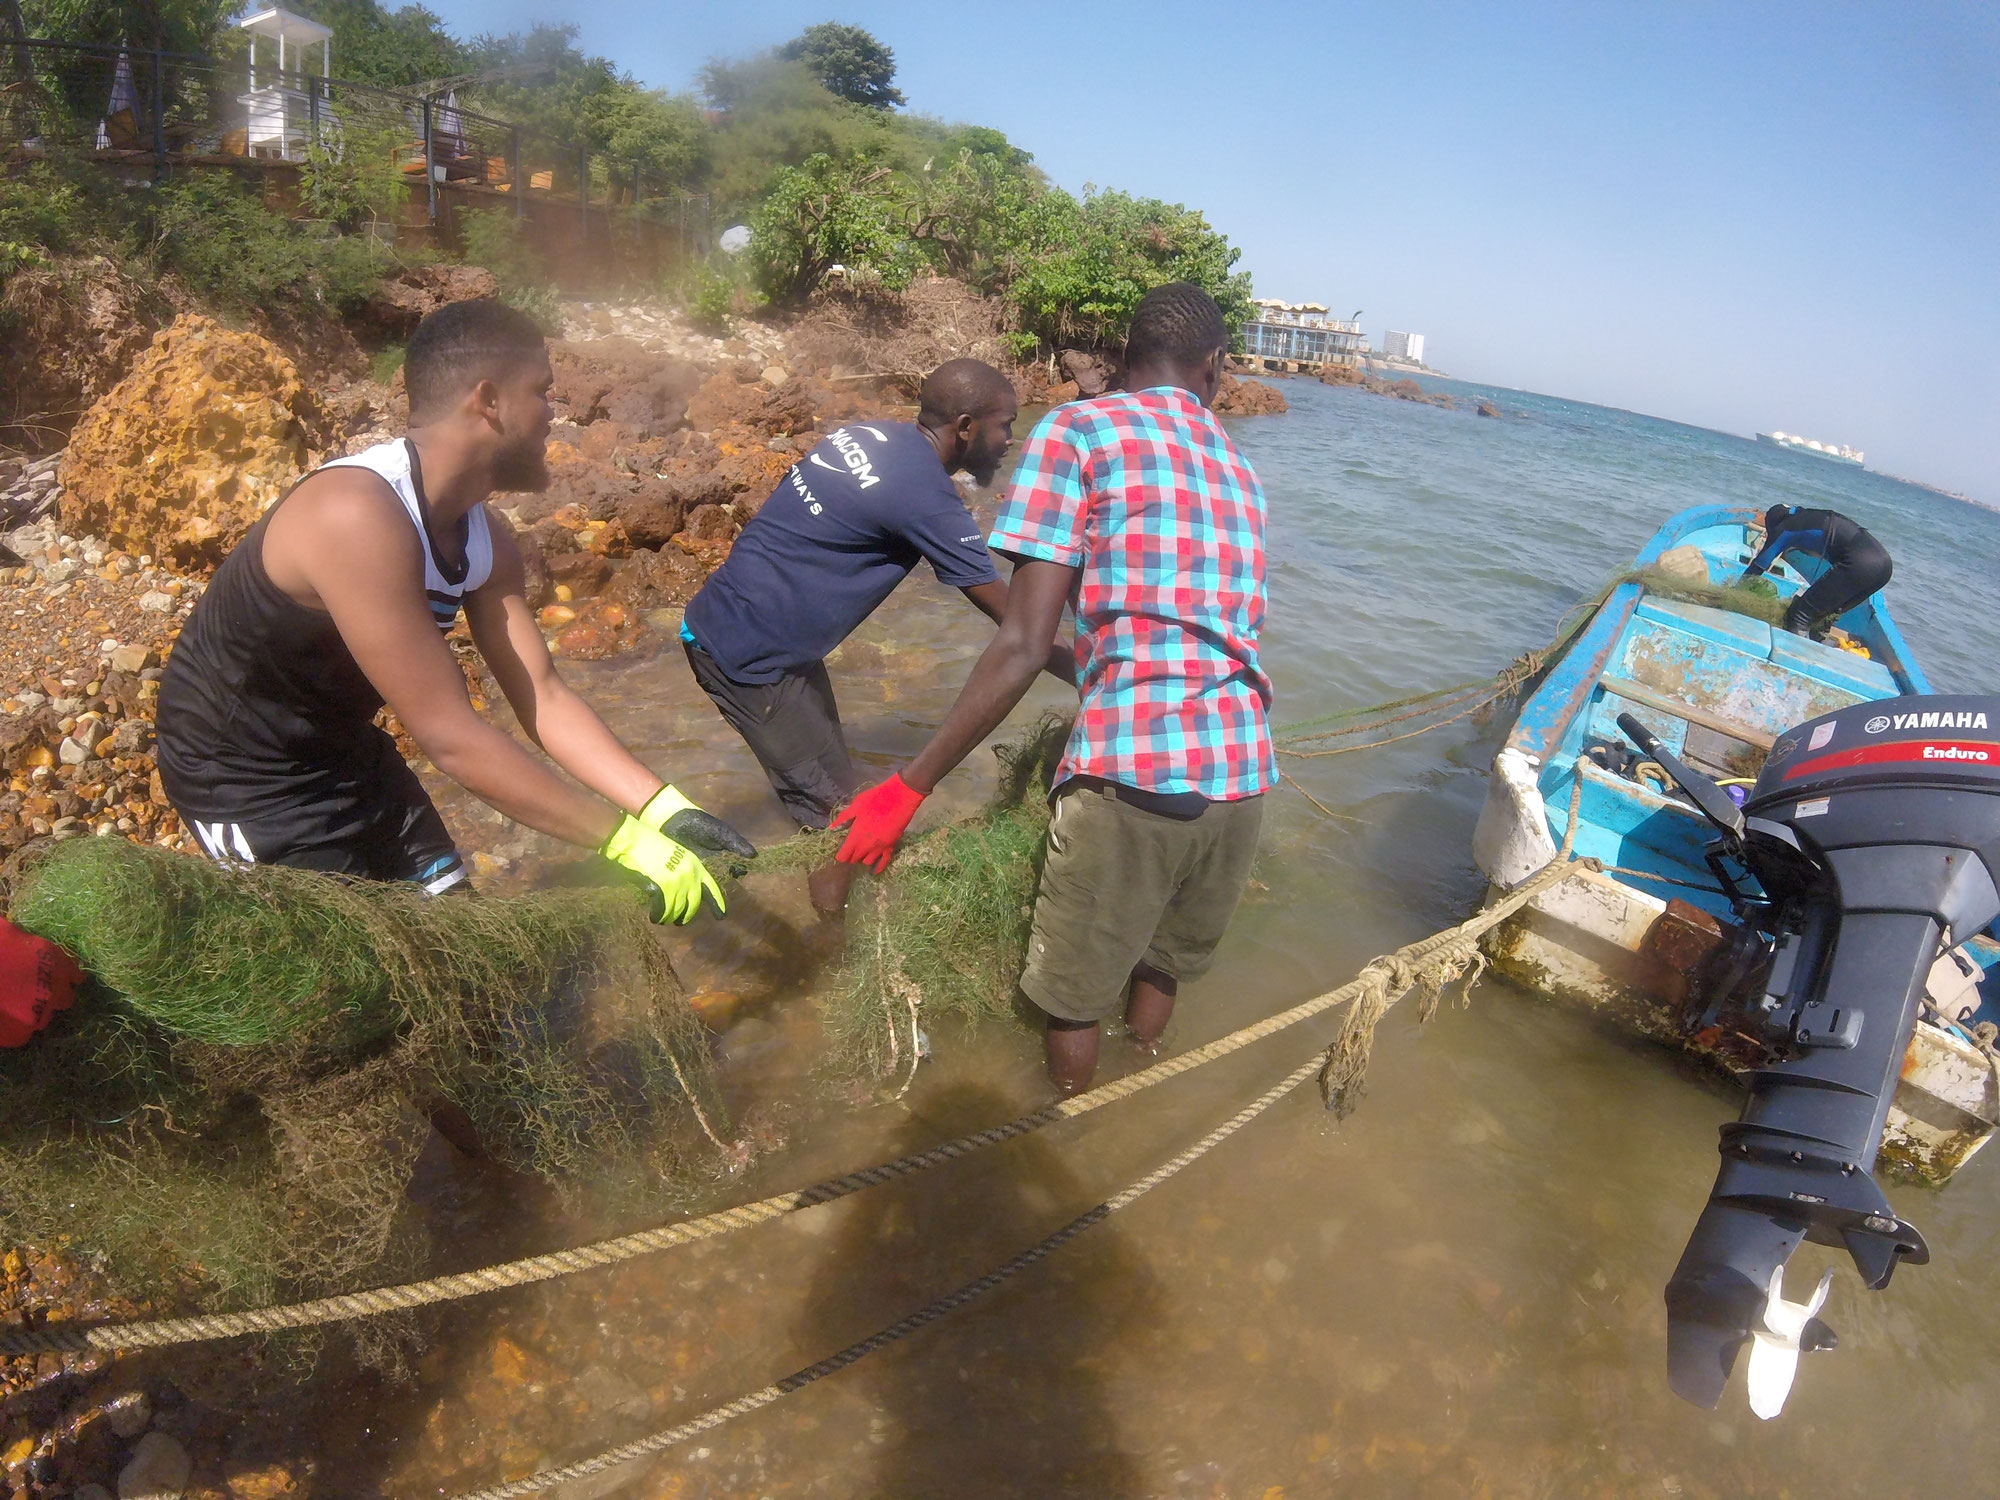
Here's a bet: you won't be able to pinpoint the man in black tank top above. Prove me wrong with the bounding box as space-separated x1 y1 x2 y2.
1740 504 1894 639
156 300 752 921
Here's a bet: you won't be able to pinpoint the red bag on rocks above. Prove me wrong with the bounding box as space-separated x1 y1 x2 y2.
0 917 84 1047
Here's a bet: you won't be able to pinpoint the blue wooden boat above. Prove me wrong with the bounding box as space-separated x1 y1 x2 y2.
1473 503 1999 1182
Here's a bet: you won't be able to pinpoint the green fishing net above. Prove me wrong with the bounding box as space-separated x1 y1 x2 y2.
743 714 1071 1082
2 839 725 1313
1628 567 1787 624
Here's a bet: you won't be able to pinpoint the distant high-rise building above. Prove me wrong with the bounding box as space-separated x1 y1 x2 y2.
1383 330 1426 365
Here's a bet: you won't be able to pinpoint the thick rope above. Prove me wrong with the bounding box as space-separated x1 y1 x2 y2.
444 1056 1329 1500
0 857 1580 1358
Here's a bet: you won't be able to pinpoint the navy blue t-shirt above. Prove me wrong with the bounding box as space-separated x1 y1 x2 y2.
684 421 1000 684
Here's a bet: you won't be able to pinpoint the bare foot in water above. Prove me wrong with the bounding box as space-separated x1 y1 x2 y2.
1124 964 1177 1054
1045 1016 1100 1094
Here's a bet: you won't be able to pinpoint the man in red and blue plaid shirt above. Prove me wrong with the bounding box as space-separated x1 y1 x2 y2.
833 283 1274 1091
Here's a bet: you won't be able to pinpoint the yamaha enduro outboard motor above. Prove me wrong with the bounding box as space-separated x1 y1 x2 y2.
1618 694 2000 1415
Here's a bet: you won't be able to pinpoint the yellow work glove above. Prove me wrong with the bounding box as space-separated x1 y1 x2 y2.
640 784 758 860
602 814 727 924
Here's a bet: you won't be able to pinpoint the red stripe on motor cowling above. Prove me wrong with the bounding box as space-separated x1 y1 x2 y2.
1784 740 2000 780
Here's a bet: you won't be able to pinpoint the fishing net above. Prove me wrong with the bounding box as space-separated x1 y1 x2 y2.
1625 567 1787 624
744 714 1070 1084
2 839 726 1314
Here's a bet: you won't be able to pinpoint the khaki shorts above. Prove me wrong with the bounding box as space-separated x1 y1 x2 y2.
1019 782 1265 1024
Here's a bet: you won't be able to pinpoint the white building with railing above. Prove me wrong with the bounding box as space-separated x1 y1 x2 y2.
1240 299 1368 367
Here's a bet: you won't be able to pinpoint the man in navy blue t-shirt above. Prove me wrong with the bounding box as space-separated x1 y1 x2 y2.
682 358 1070 913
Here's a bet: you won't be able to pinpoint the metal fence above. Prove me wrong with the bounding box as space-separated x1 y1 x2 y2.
0 38 712 281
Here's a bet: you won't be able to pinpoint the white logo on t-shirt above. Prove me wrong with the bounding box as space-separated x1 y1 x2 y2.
814 426 890 490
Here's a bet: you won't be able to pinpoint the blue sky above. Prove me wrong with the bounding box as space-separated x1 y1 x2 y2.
421 2 1998 501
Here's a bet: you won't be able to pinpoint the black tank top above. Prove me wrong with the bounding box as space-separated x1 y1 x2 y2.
154 443 482 822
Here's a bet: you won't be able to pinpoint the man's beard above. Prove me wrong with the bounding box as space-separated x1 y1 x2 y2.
966 446 1003 488
493 430 550 492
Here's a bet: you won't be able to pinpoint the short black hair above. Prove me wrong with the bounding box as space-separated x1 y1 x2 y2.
918 358 1016 427
404 299 547 421
1763 503 1795 535
1125 282 1226 366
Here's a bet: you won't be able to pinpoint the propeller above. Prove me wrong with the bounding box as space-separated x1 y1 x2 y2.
1746 1267 1836 1419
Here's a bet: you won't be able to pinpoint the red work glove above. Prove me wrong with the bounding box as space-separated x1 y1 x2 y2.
0 918 84 1048
831 773 927 873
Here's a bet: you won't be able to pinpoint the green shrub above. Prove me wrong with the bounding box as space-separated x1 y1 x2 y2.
0 159 129 259
146 171 390 313
0 241 46 281
746 151 922 304
689 269 737 332
0 166 88 252
666 257 744 333
298 119 410 231
999 187 1254 354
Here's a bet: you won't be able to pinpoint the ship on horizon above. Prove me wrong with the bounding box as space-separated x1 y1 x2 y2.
1757 429 1863 466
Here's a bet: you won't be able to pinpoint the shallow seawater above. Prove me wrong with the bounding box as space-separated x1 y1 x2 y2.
384 381 2000 1498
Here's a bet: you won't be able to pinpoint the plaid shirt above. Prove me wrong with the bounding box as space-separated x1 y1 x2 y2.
991 386 1274 800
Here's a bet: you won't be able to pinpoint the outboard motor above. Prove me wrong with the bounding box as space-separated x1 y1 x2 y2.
1618 695 2000 1415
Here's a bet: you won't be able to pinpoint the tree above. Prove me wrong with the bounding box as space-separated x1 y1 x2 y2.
21 0 235 52
777 22 903 110
3 0 30 86
286 1 467 90
698 54 896 213
465 24 708 187
21 0 239 128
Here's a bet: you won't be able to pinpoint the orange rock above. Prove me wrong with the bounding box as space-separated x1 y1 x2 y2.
537 604 577 629
226 1463 300 1499
59 314 313 568
552 612 642 660
552 621 612 658
1213 373 1289 416
581 518 632 558
688 990 742 1029
489 1335 539 1389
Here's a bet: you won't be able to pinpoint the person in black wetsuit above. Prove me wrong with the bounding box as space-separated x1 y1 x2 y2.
1740 504 1893 639
155 300 752 921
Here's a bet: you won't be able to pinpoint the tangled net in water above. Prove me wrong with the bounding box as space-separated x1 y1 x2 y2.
2 839 726 1324
745 714 1071 1085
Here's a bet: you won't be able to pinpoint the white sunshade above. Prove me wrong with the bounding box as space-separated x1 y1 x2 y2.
237 8 334 47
